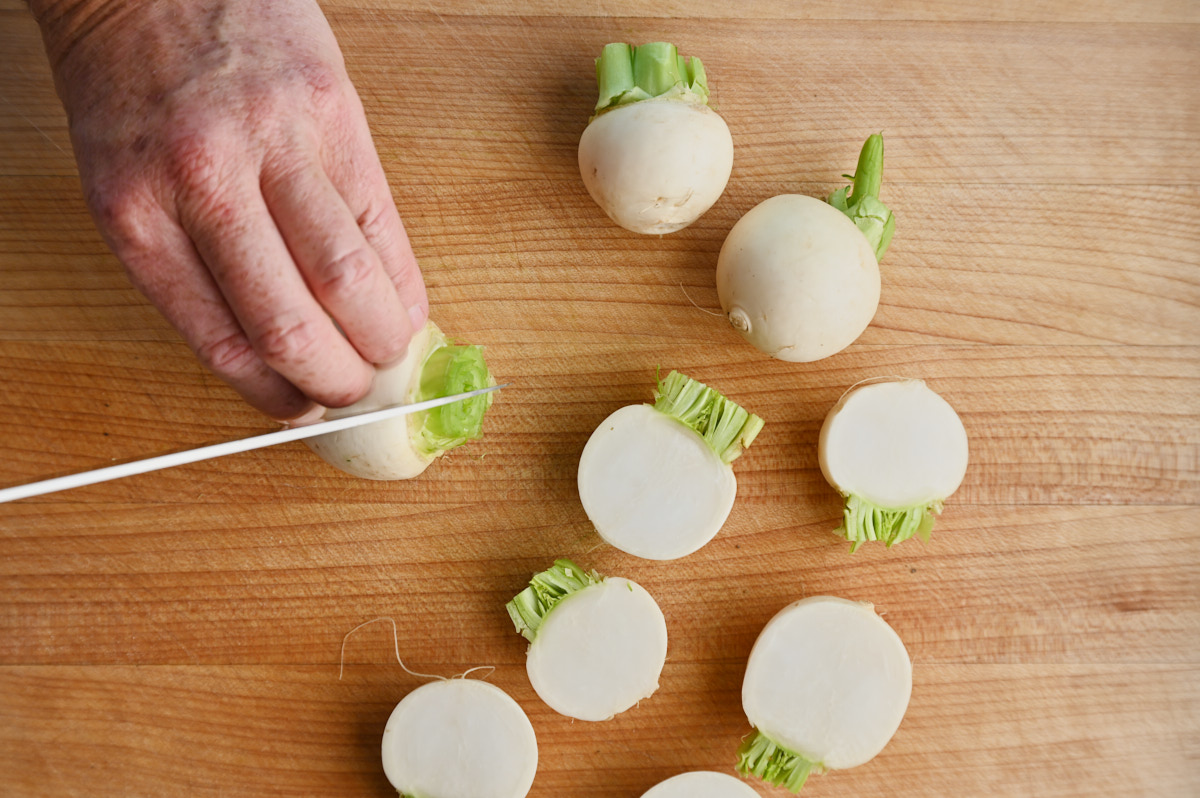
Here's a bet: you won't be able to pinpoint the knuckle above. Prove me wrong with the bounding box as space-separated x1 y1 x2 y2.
314 246 378 298
294 60 346 112
86 180 156 252
252 315 324 368
194 331 261 381
166 130 226 191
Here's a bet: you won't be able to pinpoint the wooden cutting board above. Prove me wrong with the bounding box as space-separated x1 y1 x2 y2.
1 2 1197 796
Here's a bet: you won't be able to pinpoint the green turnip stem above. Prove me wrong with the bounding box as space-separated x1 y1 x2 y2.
837 493 941 552
828 133 896 261
506 559 604 642
737 730 821 793
413 338 495 457
594 42 710 114
653 370 764 465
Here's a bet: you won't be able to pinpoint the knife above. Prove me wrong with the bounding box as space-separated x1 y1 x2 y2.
0 383 507 504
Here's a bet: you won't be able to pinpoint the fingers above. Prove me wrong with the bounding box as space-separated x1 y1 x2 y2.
110 212 317 421
180 177 375 409
322 108 429 332
262 161 415 365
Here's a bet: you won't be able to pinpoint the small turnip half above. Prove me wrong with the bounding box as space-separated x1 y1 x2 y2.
738 596 912 793
305 320 495 479
819 379 968 550
381 678 538 798
506 559 667 721
577 370 764 560
579 42 733 234
716 134 895 362
641 771 762 798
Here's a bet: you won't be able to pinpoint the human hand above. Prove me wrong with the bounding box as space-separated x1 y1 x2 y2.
31 0 428 421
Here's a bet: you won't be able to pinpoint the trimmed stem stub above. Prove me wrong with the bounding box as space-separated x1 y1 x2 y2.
827 133 895 261
737 729 823 793
506 559 604 642
413 335 495 457
837 493 941 552
653 370 764 465
594 42 710 114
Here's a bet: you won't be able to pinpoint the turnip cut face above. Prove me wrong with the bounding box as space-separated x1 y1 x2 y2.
819 379 969 549
506 560 668 722
381 679 538 798
578 42 732 235
578 404 736 560
576 371 764 560
739 596 912 792
716 194 880 363
579 99 733 234
640 771 763 798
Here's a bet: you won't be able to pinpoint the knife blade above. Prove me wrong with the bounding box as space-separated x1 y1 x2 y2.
0 383 507 504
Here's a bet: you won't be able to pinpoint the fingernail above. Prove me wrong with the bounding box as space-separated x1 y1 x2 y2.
278 404 327 428
408 304 427 333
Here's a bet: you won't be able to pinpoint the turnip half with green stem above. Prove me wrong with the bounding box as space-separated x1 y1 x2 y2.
305 320 495 479
577 370 764 560
716 134 895 362
819 378 969 550
506 559 667 721
738 596 912 793
579 42 734 234
381 678 538 798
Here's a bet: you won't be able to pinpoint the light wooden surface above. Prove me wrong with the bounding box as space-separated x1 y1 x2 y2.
1 2 1198 796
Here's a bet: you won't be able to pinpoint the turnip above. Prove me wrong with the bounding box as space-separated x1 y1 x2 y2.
819 379 969 550
576 370 764 560
381 678 538 798
641 771 762 798
716 134 895 362
305 320 495 479
578 42 733 234
506 559 667 721
738 596 912 793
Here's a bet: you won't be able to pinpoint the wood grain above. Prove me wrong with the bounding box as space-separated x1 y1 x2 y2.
0 1 1197 797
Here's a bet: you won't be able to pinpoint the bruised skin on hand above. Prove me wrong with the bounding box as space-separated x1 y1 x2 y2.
29 0 429 420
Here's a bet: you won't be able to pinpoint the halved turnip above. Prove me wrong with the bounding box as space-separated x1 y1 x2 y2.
641 771 762 798
506 559 667 721
305 320 495 479
577 370 764 560
579 42 733 234
739 596 912 793
381 678 538 798
716 134 895 362
819 379 968 550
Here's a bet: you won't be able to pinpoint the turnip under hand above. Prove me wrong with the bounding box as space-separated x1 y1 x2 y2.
738 596 912 793
506 559 668 721
716 134 895 362
577 371 764 560
305 321 495 480
578 42 734 234
819 379 969 550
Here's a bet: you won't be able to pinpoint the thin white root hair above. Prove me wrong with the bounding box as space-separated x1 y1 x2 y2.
338 617 447 682
836 374 917 406
680 283 723 316
455 665 498 681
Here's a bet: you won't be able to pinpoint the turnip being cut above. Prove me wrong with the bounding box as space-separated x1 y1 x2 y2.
819 379 969 550
716 134 895 362
305 321 495 480
381 678 537 798
739 596 912 793
579 42 733 234
577 371 764 560
506 559 667 721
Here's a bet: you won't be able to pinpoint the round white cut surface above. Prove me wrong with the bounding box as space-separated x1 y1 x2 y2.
742 596 912 771
578 404 737 560
819 379 969 508
579 98 733 234
381 678 538 798
715 193 880 362
527 577 667 721
305 322 436 480
640 771 762 798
